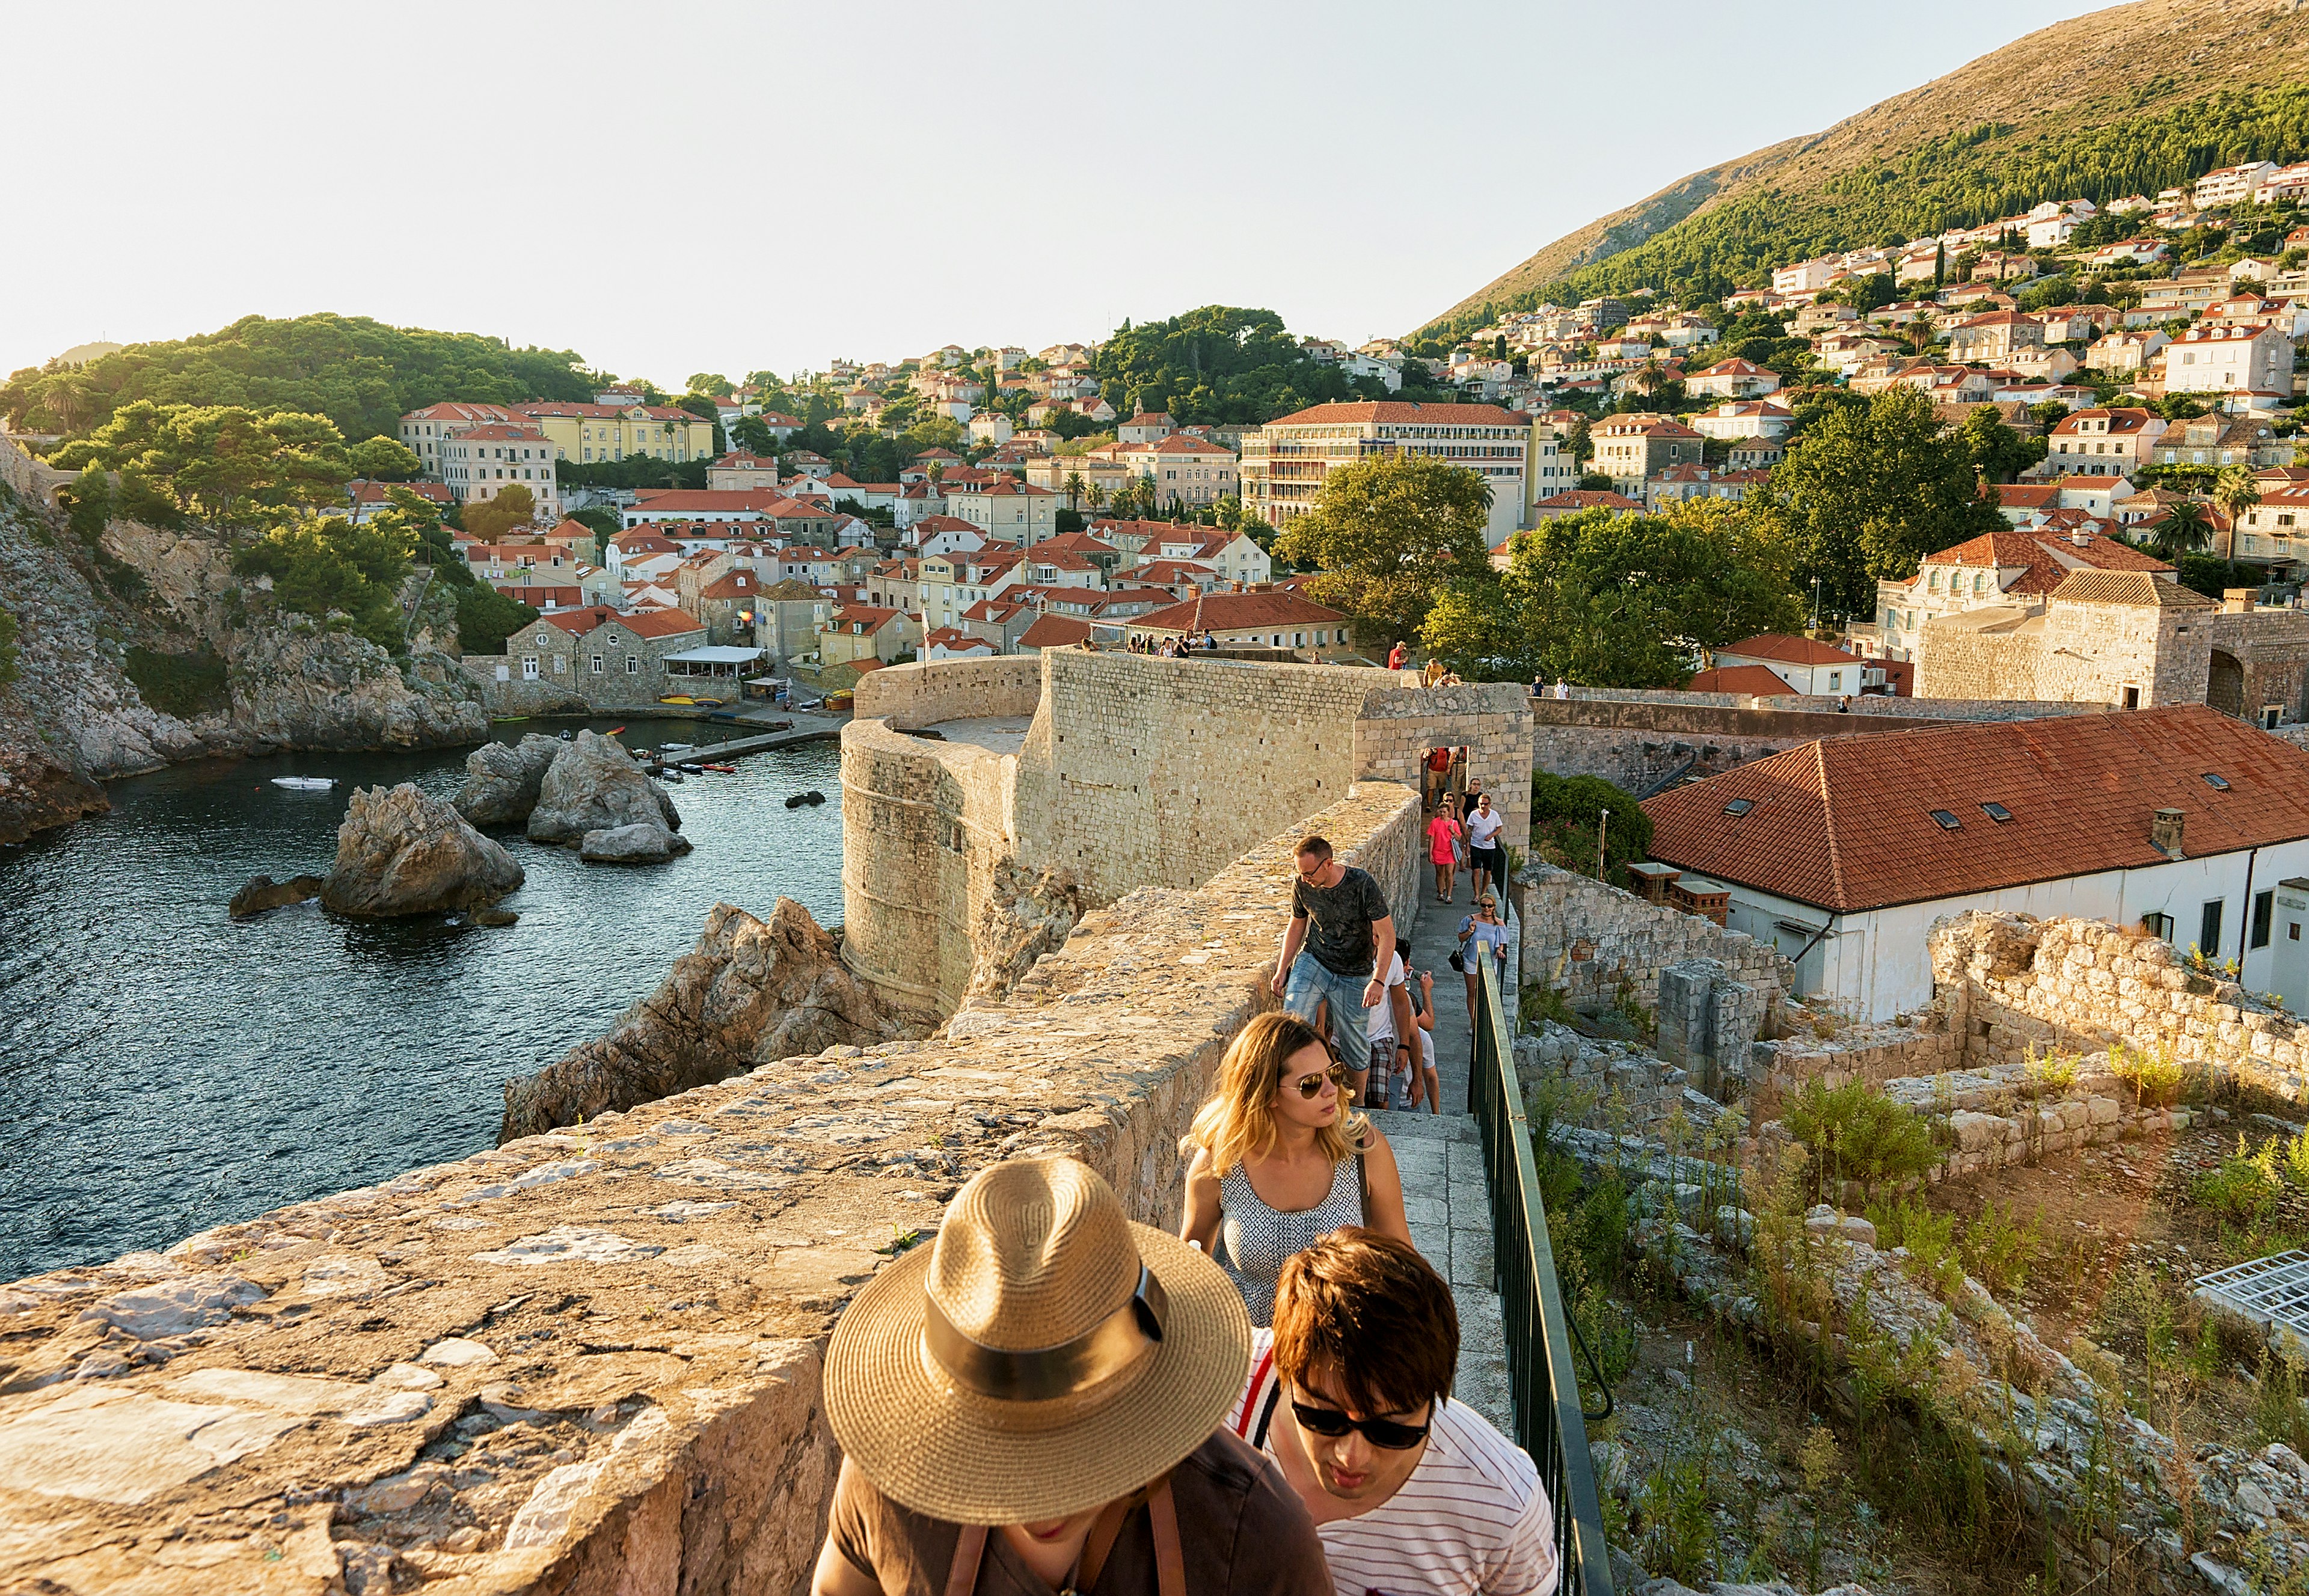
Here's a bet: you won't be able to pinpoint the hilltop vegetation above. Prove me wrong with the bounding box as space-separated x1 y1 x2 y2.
1424 0 2309 339
1090 306 1383 424
1 313 592 445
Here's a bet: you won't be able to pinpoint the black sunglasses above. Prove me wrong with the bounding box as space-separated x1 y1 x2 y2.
1291 1400 1431 1450
1289 1064 1349 1099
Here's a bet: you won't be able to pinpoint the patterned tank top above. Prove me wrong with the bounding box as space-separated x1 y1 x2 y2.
1215 1155 1363 1327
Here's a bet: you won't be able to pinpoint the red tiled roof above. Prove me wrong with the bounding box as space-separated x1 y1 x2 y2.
630 490 825 514
1019 615 1094 649
1919 529 2171 594
1265 401 1526 428
1532 490 1641 511
1686 664 1796 696
1133 591 1344 632
1720 634 1859 666
1644 705 2309 913
536 606 705 639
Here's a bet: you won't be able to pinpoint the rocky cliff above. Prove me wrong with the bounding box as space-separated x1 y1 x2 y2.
499 900 922 1140
0 487 487 846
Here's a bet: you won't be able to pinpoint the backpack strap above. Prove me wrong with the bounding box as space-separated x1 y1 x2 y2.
1251 1378 1284 1450
1234 1345 1275 1438
1148 1476 1187 1596
943 1524 987 1596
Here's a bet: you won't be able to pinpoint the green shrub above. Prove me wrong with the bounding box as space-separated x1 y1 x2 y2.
123 648 228 718
2194 1137 2281 1226
1958 1197 2035 1295
1783 1079 1940 1200
454 583 539 657
2109 1042 2183 1108
231 515 412 649
1531 772 1652 863
1866 1192 1962 1295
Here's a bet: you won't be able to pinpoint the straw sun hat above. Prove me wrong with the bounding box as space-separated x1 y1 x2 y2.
824 1156 1251 1526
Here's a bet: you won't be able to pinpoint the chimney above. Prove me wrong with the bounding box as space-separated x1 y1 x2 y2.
2151 808 2186 860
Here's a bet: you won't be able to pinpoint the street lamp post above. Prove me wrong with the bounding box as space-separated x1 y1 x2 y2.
1811 576 1822 631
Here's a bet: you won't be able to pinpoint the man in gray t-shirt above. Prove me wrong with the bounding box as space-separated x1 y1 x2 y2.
1272 835 1408 1103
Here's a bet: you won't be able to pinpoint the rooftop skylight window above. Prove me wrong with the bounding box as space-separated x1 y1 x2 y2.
1981 802 2013 823
2203 773 2231 791
1929 809 1963 830
1723 799 1755 817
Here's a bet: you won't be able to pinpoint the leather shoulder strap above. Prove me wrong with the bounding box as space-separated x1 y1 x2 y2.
1251 1379 1284 1450
943 1523 987 1596
1148 1477 1186 1596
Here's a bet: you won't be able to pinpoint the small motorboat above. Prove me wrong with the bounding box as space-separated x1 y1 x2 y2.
270 776 336 791
675 762 706 775
702 763 737 774
657 770 685 784
659 742 694 753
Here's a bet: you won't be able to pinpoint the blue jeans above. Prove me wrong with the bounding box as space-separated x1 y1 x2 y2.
1284 949 1372 1077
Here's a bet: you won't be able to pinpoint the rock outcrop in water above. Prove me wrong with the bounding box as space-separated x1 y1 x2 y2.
499 898 915 1139
452 732 563 828
579 821 695 864
526 730 680 844
320 783 524 917
227 873 325 918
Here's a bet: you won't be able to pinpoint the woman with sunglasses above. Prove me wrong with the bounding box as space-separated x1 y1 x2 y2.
1225 1229 1558 1596
1181 1012 1412 1327
1457 894 1510 1026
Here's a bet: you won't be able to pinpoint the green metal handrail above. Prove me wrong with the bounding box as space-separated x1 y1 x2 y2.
1467 954 1616 1596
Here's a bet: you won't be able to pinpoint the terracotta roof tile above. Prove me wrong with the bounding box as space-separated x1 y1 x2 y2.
1645 705 2309 912
1687 664 1798 695
1721 633 1859 666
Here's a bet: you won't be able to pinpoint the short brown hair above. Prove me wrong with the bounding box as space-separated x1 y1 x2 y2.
1271 1229 1458 1416
1296 835 1333 862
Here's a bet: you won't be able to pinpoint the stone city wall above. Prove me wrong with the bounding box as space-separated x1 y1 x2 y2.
1516 859 1792 1015
1931 911 2309 1108
1527 692 2090 788
1909 622 2047 706
851 655 1042 727
839 717 1022 1021
0 434 74 506
836 652 1522 1022
0 782 1422 1596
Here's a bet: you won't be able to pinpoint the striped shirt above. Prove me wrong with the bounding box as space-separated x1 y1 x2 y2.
1229 1330 1560 1596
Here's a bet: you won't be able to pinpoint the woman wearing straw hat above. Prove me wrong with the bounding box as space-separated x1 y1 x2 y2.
813 1155 1333 1596
1179 1013 1412 1329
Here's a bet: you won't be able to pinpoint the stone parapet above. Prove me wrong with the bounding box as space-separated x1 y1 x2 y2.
0 782 1421 1596
853 655 1043 727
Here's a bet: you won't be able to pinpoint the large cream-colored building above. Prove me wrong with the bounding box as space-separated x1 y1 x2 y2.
1112 433 1237 509
436 423 563 518
399 401 716 477
1239 401 1527 547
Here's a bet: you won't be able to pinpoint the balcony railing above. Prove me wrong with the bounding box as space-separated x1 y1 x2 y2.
1468 956 1616 1596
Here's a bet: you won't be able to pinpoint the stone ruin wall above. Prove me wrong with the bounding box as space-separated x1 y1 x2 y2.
1515 860 1792 1015
1931 910 2309 1106
850 654 1042 728
0 783 1424 1596
0 434 73 505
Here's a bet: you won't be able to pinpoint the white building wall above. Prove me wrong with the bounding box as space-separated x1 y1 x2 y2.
1719 836 2309 1017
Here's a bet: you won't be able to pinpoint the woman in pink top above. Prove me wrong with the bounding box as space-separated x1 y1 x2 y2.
1424 806 1462 904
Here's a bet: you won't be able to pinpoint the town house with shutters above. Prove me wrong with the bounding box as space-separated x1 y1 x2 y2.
463 605 708 713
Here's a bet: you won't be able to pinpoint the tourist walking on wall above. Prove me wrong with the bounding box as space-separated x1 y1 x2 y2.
1272 833 1405 1102
1182 1013 1411 1326
1456 895 1510 1026
1424 744 1453 814
1227 1229 1559 1596
1465 791 1505 903
812 1155 1334 1596
1387 640 1408 671
1359 941 1414 1111
1425 803 1462 904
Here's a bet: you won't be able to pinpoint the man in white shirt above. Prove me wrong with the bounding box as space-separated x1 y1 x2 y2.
1360 945 1416 1113
1228 1229 1559 1596
1465 792 1506 903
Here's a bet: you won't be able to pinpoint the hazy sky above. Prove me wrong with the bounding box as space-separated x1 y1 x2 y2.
2 0 2114 387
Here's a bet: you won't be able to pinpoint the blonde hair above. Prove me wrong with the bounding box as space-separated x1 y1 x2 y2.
1187 1011 1369 1180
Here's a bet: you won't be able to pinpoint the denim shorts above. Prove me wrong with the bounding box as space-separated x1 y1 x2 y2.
1283 948 1370 1067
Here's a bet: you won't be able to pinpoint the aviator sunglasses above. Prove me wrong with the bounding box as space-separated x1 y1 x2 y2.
1290 1063 1350 1098
1290 1401 1432 1450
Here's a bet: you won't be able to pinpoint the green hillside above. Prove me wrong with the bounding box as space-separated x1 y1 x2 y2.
1422 0 2309 343
1 314 593 444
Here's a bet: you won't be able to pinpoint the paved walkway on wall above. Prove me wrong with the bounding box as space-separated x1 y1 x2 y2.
1368 867 1514 1435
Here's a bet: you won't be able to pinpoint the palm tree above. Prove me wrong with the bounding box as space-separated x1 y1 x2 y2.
2214 462 2262 533
1064 470 1087 511
2153 499 2212 559
1907 315 1938 357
